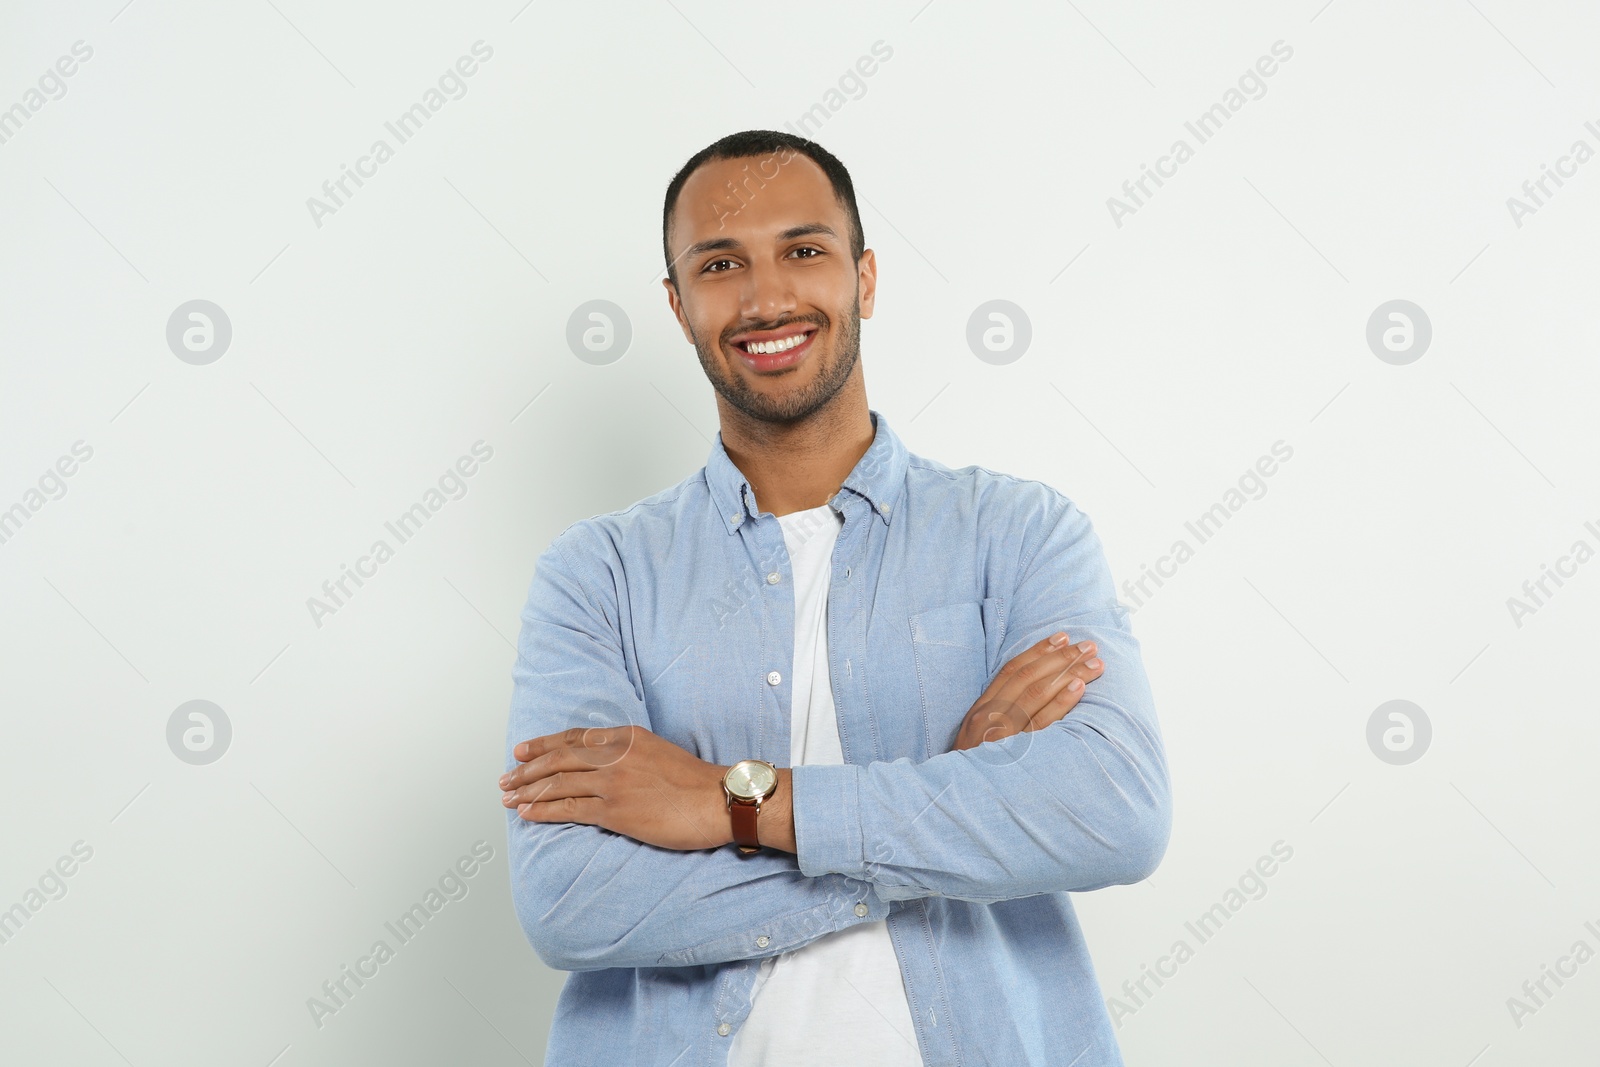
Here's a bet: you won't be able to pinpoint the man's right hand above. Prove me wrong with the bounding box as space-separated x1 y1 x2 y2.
951 632 1103 752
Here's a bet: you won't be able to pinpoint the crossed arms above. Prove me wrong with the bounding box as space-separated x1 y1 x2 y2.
501 498 1171 972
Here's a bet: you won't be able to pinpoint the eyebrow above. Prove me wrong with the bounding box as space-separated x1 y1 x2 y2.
681 223 840 263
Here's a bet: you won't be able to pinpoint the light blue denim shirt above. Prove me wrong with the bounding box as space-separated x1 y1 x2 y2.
505 408 1172 1066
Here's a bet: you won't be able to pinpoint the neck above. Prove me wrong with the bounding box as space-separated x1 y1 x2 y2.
718 390 874 519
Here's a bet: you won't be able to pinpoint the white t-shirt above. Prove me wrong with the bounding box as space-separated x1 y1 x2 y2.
727 504 923 1066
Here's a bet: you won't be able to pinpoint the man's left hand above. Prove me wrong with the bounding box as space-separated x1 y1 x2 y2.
499 725 732 852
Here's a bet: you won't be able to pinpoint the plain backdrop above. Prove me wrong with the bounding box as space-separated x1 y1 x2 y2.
1 1 1597 1064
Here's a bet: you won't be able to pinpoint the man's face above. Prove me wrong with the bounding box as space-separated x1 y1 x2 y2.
663 152 876 425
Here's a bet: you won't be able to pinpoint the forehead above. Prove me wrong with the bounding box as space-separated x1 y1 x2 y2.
671 152 843 251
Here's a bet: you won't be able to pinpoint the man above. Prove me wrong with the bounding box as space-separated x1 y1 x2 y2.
498 129 1171 1065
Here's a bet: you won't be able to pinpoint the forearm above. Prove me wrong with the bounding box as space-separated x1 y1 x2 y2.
508 768 823 971
792 608 1171 904
508 804 880 972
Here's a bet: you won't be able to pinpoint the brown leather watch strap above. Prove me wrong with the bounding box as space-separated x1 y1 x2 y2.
730 798 761 853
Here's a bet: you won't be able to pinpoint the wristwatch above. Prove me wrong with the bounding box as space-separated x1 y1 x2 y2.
722 759 779 854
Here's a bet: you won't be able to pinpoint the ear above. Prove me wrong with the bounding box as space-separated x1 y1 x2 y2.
856 248 878 320
662 276 695 343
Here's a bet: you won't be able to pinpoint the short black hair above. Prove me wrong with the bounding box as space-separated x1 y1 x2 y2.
661 129 865 286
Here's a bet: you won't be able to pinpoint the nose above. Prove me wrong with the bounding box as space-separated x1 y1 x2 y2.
738 257 797 326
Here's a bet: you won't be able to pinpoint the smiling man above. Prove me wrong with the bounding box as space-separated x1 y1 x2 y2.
500 130 1172 1066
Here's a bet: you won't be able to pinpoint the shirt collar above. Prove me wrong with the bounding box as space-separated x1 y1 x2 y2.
705 408 908 534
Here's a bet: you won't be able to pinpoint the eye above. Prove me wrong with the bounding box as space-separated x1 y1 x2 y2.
702 258 738 273
790 246 822 259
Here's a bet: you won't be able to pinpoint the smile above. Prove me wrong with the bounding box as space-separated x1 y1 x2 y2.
732 327 818 372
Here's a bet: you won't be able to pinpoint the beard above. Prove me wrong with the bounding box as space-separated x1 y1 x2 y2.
690 290 861 426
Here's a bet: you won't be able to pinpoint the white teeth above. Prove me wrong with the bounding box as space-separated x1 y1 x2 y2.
746 333 807 355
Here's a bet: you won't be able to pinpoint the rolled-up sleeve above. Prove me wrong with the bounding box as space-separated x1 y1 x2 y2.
790 494 1172 903
506 526 889 971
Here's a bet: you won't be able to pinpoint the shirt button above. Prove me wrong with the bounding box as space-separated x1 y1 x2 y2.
766 571 780 585
767 671 781 686
717 1022 731 1036
756 935 770 948
730 514 741 526
881 504 891 516
854 903 868 917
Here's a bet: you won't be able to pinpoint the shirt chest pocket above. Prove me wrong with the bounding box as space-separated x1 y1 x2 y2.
908 598 997 755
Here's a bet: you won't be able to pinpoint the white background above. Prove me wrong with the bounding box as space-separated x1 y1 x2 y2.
1 1 1597 1063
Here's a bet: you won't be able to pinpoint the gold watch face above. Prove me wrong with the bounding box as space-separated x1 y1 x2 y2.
725 759 776 800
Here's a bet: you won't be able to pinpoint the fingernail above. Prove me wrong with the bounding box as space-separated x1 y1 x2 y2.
498 775 510 788
502 792 514 804
1087 658 1102 669
1049 632 1068 645
1068 678 1083 691
1076 641 1092 652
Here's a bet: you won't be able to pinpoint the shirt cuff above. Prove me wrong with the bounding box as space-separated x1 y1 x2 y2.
791 763 864 879
654 887 887 968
